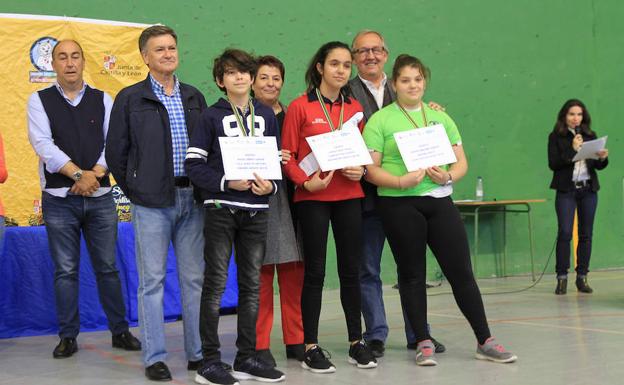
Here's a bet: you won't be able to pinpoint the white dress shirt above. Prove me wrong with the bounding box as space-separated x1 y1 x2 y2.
27 82 113 197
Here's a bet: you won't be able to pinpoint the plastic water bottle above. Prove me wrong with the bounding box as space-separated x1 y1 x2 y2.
475 176 484 201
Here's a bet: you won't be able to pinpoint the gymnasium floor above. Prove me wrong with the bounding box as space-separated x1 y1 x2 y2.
1 271 623 385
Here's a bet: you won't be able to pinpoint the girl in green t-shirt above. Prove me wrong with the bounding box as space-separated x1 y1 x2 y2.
362 54 517 366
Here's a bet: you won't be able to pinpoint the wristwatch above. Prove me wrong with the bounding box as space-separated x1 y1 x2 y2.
72 170 83 181
444 172 453 186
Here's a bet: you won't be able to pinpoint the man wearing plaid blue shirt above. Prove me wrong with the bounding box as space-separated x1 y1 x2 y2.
106 25 208 382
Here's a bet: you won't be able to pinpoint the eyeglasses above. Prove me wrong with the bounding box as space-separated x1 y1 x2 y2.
353 46 386 56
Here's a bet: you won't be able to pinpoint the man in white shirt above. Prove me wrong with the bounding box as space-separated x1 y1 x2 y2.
349 30 445 358
27 39 140 359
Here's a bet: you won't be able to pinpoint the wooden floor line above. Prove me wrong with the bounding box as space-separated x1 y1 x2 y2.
423 311 624 335
495 312 624 322
498 320 624 335
315 309 624 327
427 310 624 322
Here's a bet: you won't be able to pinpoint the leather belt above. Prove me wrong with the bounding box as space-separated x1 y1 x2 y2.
174 176 190 187
574 180 589 189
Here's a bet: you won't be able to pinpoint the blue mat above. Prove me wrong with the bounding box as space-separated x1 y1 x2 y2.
0 223 238 339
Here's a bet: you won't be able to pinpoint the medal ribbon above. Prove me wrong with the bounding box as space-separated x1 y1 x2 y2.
396 101 428 128
315 88 344 131
228 99 256 136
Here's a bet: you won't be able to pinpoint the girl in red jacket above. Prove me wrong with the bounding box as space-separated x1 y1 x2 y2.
281 41 376 373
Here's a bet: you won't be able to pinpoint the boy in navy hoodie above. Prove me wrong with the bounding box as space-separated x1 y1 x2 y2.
185 49 284 385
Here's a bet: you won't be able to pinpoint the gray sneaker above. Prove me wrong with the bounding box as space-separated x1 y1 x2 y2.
415 340 437 366
476 337 517 363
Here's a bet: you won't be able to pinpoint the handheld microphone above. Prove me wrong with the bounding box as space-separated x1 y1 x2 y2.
574 126 581 135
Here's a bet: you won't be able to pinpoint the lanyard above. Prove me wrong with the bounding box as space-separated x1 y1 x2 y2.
316 88 344 131
228 99 255 136
396 101 428 128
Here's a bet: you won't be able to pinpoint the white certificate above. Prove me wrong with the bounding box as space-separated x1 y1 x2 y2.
572 136 608 161
218 136 282 180
305 126 373 172
298 152 320 176
393 124 457 171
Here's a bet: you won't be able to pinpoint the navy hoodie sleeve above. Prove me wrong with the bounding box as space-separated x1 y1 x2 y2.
185 109 228 193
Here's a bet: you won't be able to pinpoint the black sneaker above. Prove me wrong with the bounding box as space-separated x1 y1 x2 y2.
407 337 446 354
232 355 285 382
195 361 239 385
348 340 377 369
431 337 446 353
367 339 385 358
256 349 277 368
189 360 232 371
301 345 336 373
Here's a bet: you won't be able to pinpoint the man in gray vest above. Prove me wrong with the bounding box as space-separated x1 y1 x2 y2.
27 39 140 359
349 30 445 357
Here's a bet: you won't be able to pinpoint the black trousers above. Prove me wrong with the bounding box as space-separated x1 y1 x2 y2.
378 195 491 345
200 208 267 362
297 199 363 344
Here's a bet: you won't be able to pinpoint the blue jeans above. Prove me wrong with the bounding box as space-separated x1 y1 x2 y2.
132 187 205 367
360 211 422 344
42 191 128 338
200 208 267 363
555 187 598 276
360 212 389 342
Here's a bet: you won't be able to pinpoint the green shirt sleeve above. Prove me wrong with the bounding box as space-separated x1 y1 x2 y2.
440 111 462 145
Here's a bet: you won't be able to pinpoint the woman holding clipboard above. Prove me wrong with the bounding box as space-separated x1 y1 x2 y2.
548 99 609 295
281 41 377 373
362 54 517 366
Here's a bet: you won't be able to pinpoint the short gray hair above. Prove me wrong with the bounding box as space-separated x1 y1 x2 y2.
351 30 388 52
139 25 177 53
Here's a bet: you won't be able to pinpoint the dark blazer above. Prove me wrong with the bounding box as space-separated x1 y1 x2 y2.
548 130 608 192
106 76 207 207
349 75 396 212
348 76 396 121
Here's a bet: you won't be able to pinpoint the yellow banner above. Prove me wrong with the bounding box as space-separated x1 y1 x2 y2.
0 14 152 225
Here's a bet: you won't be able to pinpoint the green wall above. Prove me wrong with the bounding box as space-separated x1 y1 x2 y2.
4 0 623 287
